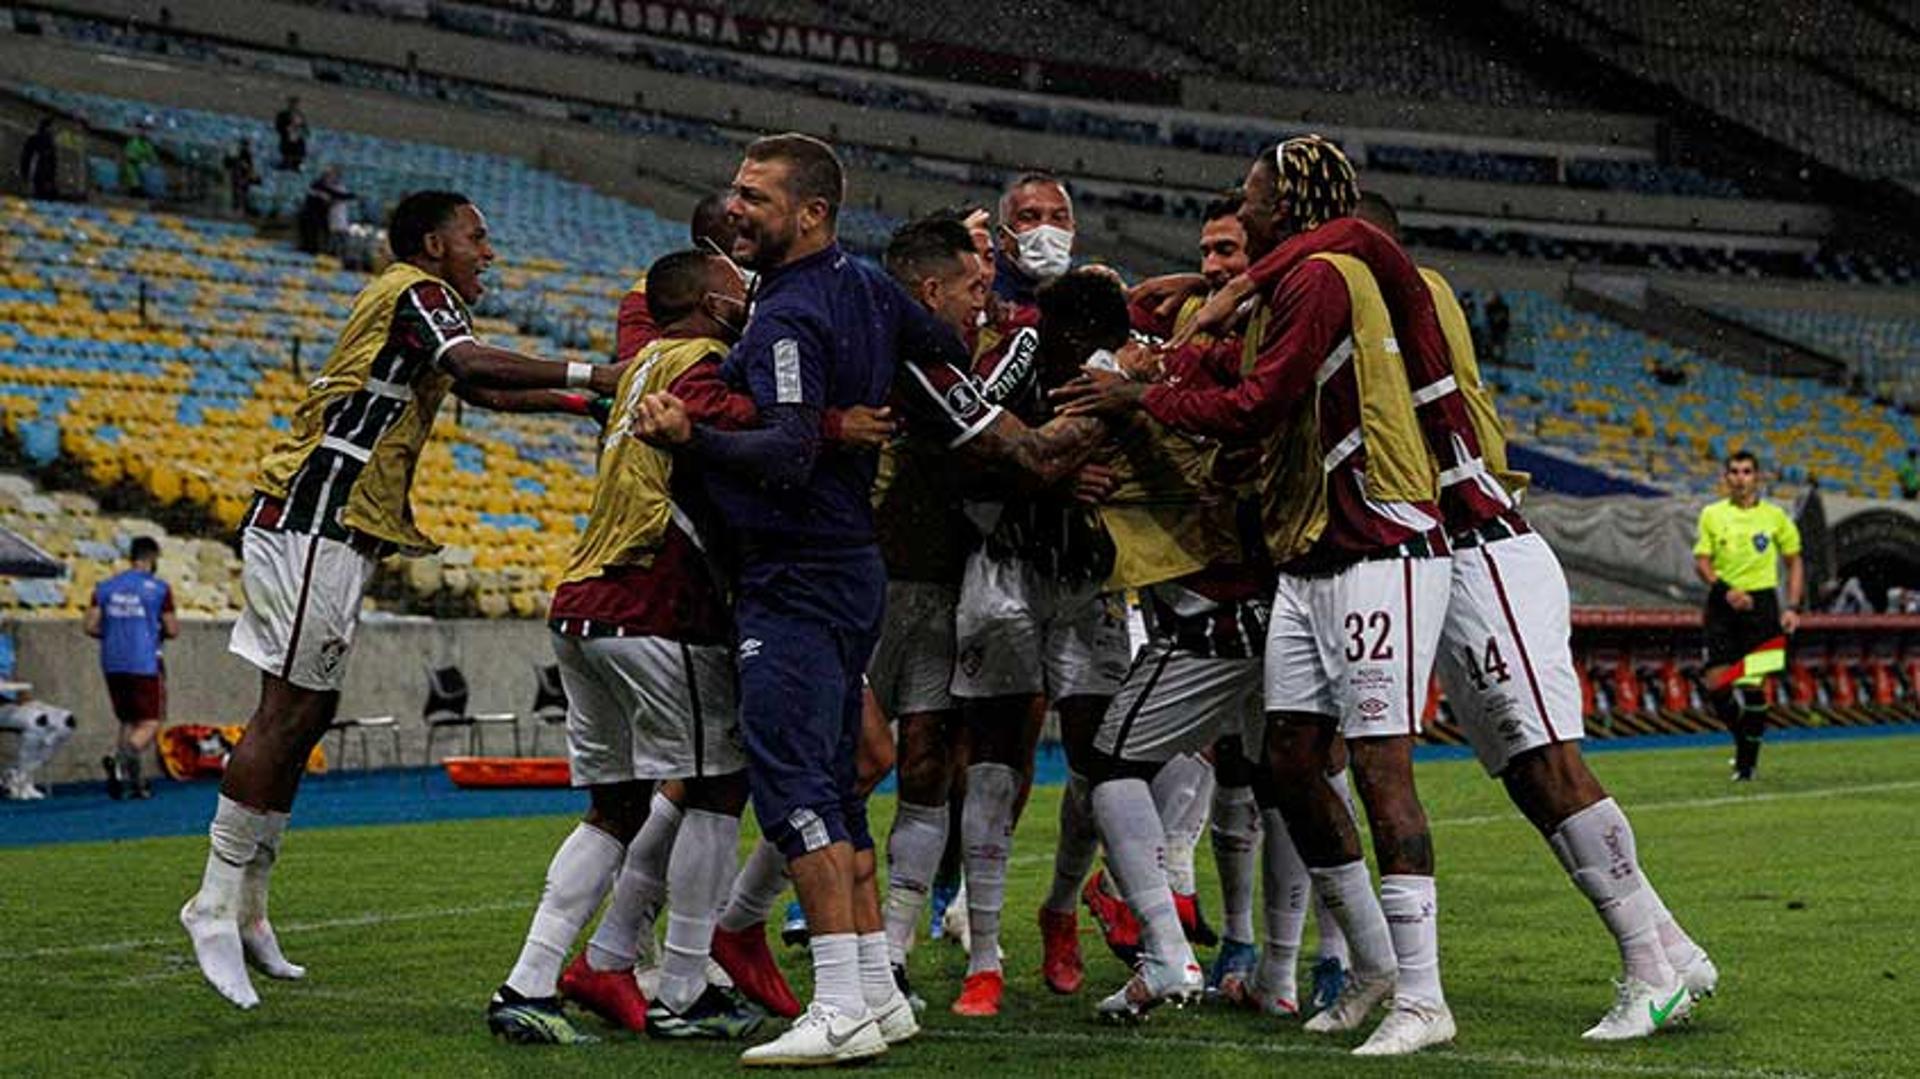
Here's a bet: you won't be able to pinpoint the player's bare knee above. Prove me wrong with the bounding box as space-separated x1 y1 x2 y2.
682 771 750 816
1502 744 1606 833
586 779 653 841
1262 711 1331 783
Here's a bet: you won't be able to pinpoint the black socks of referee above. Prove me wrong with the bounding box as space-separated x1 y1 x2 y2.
1714 688 1767 781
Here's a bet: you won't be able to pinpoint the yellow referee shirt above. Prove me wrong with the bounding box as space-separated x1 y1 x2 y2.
1693 498 1801 592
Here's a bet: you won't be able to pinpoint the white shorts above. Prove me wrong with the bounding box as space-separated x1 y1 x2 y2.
1095 642 1260 764
228 528 378 692
868 580 958 718
1263 555 1450 740
1434 531 1585 776
552 632 744 786
951 549 1131 701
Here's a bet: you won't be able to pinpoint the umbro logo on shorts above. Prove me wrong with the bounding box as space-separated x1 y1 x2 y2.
739 638 763 662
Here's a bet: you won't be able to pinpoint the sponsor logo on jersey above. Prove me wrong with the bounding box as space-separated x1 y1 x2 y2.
773 338 803 404
738 637 763 662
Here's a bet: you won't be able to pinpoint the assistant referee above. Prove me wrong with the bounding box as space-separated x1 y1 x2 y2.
1692 450 1803 781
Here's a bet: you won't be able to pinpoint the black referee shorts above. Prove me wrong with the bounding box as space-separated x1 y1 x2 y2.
1702 586 1782 670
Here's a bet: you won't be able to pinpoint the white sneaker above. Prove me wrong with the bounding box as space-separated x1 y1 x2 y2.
873 989 920 1044
1095 956 1204 1024
1583 977 1692 1041
1302 969 1394 1033
240 918 307 980
1675 951 1719 999
1353 999 1456 1056
740 1003 886 1067
180 901 260 1009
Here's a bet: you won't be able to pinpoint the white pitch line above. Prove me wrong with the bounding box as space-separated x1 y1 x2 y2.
926 1027 1814 1079
0 898 528 963
8 778 1917 966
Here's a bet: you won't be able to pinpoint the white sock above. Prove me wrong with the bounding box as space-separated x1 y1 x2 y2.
658 810 740 1012
883 800 948 965
1211 784 1260 944
810 932 865 1017
1042 770 1098 913
1258 808 1309 999
506 823 625 999
1314 770 1355 966
1379 874 1445 1009
1641 881 1706 971
1307 860 1394 981
1550 799 1682 984
857 931 895 1009
718 838 788 934
587 791 681 971
1092 777 1189 970
1151 753 1212 895
962 762 1019 974
238 809 304 978
193 794 265 920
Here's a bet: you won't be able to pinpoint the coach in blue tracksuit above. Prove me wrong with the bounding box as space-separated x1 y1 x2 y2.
636 133 1017 1065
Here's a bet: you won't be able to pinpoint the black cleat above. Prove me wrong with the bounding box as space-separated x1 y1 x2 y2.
102 755 124 800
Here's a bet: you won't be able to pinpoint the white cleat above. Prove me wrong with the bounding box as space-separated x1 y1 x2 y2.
1352 999 1456 1056
873 989 920 1044
240 918 306 981
1095 957 1205 1024
180 901 260 1009
1302 970 1394 1033
1675 951 1719 999
1583 977 1693 1041
740 1003 886 1067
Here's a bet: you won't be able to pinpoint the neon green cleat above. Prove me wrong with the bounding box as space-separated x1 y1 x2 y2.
487 986 599 1045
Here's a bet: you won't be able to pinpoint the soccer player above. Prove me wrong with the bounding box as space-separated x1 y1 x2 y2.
872 216 992 1008
180 190 624 1011
1347 189 1719 1039
87 535 177 800
616 191 735 360
486 250 765 1044
1694 450 1802 781
1057 136 1461 1056
635 134 1109 1066
953 172 1129 1016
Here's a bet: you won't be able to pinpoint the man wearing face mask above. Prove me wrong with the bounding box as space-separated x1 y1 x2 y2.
634 134 1112 1066
181 190 626 1012
949 174 1132 1017
488 250 766 1044
617 192 739 360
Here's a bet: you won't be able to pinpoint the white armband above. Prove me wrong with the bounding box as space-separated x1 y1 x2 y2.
566 362 593 390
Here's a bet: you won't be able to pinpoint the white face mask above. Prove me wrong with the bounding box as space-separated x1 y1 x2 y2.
1009 224 1074 282
1083 348 1121 373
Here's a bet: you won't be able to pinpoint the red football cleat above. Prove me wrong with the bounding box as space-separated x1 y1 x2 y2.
1172 892 1218 946
557 952 648 1032
1081 870 1142 966
710 923 802 1019
1038 906 1084 995
951 969 1005 1017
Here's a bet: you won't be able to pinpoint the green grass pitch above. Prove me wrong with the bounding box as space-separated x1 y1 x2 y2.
4 736 1917 1078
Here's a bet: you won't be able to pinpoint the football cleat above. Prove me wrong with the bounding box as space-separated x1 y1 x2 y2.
872 987 920 1044
558 952 648 1032
1302 969 1394 1034
1207 938 1257 1000
780 900 810 948
892 963 927 1015
1308 957 1348 1014
487 986 598 1045
1582 977 1693 1041
1095 957 1204 1024
1676 951 1719 999
929 881 959 941
951 969 1004 1017
1081 871 1141 966
711 924 803 1019
1038 906 1084 994
1173 892 1218 947
102 755 124 801
646 984 766 1040
739 1003 885 1067
1352 999 1456 1056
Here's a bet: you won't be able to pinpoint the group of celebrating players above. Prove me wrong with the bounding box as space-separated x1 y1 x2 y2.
174 130 1719 1065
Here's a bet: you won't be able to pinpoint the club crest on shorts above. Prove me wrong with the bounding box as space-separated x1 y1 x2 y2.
317 638 349 680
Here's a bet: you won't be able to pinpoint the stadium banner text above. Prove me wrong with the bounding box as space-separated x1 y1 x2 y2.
464 0 1180 103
